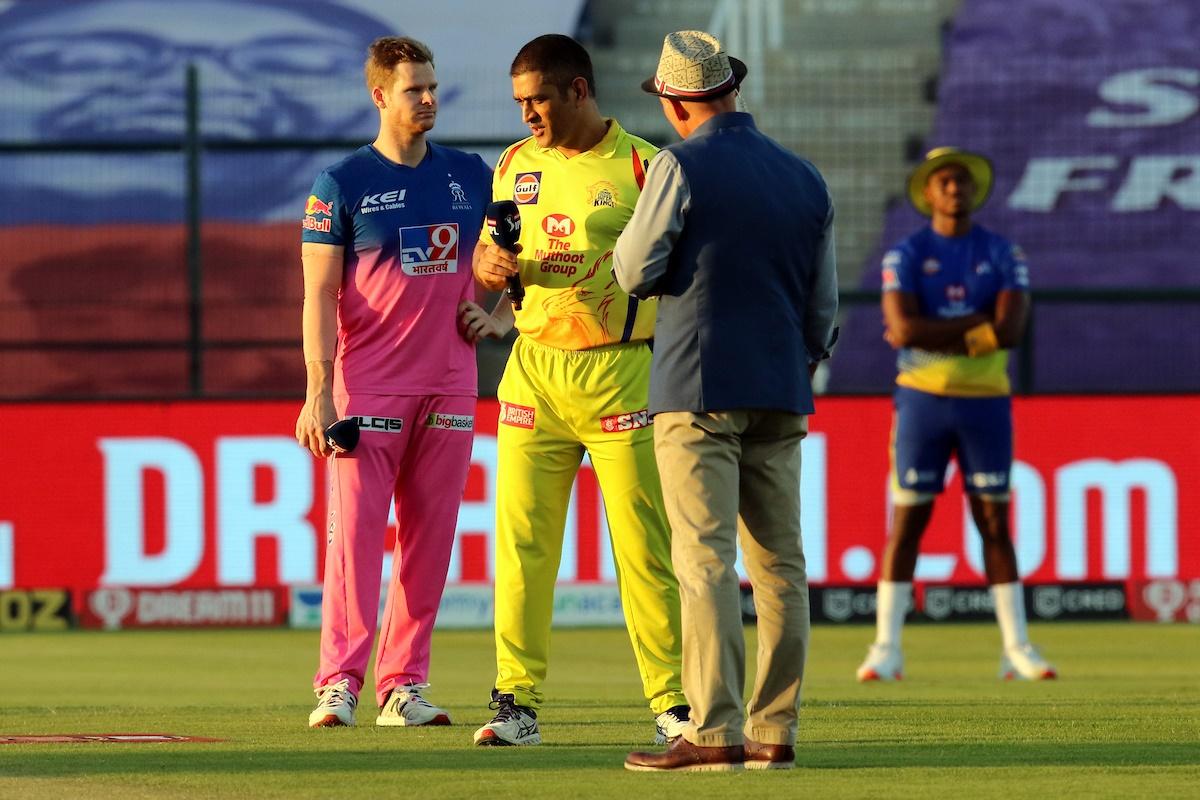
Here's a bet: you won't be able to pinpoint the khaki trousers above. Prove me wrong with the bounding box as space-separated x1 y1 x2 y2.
653 409 810 747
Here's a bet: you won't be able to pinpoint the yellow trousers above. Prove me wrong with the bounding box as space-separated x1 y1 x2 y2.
493 336 685 713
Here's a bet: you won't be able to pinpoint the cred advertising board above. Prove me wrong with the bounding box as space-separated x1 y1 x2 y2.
0 398 1195 607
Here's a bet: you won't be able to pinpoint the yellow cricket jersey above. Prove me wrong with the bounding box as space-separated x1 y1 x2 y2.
487 119 658 351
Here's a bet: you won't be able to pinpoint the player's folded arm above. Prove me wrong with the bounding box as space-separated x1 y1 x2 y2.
882 290 987 352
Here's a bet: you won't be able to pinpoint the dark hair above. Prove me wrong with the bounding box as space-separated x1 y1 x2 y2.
365 36 434 91
510 34 596 98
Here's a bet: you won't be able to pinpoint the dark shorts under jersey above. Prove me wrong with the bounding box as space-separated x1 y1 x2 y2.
891 386 1012 497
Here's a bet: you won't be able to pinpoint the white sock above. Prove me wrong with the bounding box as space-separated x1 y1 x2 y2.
992 581 1029 650
875 581 912 647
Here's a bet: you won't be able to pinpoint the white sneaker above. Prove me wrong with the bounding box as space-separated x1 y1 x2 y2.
376 682 451 727
1000 643 1057 680
309 679 357 727
654 704 690 745
856 642 904 682
473 692 541 746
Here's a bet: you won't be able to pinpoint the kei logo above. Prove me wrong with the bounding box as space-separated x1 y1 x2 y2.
399 223 459 276
945 284 966 303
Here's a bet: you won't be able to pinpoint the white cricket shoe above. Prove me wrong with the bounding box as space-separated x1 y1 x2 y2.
473 692 541 746
856 642 904 682
377 682 452 727
654 704 691 745
1000 643 1057 680
309 679 357 727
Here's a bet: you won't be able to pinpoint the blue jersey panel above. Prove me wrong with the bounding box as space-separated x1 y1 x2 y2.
301 143 491 254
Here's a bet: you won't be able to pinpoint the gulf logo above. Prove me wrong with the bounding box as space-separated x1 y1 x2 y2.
541 213 575 237
514 172 541 205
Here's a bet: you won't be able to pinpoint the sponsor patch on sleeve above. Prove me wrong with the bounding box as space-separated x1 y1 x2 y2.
881 250 902 290
499 401 536 429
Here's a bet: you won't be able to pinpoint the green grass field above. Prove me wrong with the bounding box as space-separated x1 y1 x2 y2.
1 623 1197 798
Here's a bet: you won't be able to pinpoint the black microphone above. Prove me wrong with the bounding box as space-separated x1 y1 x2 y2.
324 418 360 454
485 200 524 310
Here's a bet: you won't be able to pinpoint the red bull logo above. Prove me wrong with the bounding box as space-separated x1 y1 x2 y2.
305 195 334 216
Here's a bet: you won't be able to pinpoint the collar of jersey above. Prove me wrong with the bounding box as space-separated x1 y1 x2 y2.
534 118 623 159
366 142 434 171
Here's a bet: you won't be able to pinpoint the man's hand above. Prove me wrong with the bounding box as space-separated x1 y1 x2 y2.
473 242 521 292
458 300 513 342
295 391 338 458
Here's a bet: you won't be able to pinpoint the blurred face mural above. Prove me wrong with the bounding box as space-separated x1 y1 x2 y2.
0 0 395 222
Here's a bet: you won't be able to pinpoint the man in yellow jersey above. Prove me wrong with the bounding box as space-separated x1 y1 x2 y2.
461 34 687 747
855 148 1056 683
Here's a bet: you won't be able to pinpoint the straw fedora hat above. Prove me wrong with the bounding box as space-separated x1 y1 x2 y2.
641 30 747 100
907 147 994 216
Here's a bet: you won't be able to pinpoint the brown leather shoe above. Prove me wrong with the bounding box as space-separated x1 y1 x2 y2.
744 738 795 770
625 736 745 772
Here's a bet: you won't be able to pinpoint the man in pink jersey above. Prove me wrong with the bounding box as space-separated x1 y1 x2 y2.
295 36 491 728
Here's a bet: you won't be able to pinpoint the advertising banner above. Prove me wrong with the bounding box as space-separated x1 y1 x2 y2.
1 398 1196 611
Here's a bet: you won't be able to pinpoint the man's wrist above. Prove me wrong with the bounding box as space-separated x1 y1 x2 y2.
304 359 334 395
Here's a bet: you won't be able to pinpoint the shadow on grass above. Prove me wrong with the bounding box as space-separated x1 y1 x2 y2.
1 741 1197 777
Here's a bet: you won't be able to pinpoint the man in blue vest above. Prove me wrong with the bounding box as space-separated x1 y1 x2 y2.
613 30 838 772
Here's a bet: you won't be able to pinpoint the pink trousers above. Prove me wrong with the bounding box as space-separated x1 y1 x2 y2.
314 393 476 707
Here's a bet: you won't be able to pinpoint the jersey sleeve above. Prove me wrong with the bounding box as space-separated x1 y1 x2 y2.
301 171 350 246
999 240 1031 290
881 244 917 293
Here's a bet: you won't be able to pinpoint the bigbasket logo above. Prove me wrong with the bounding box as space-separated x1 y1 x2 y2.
425 413 474 431
600 409 650 433
399 223 459 276
541 213 575 237
499 401 535 429
514 172 541 205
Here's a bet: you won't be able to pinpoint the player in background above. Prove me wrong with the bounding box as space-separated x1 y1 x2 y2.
296 36 491 727
856 147 1055 682
461 34 688 747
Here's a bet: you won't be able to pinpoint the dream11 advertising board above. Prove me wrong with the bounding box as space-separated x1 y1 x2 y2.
0 397 1196 628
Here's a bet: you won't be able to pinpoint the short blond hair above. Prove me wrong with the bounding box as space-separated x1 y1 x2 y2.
365 36 434 91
